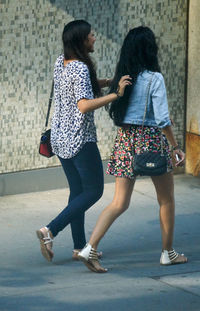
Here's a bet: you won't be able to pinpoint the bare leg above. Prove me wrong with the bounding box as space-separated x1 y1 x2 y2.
78 177 135 272
89 177 135 249
151 172 175 250
151 172 187 263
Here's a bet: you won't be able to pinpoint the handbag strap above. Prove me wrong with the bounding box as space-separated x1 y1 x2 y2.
139 73 164 154
141 74 153 134
44 79 54 129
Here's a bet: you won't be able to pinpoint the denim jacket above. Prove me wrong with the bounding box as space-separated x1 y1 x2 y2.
123 71 171 128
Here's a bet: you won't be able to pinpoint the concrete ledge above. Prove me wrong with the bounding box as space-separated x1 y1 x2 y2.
0 161 115 196
0 161 184 196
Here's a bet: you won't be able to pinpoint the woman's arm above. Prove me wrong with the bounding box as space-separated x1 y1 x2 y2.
78 93 118 114
151 74 185 167
78 75 131 114
151 74 172 128
162 125 185 167
162 125 177 147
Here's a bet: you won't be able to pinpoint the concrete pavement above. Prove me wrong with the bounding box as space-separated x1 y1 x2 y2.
0 174 200 311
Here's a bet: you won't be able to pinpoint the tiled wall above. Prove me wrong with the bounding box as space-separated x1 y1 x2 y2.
0 0 188 174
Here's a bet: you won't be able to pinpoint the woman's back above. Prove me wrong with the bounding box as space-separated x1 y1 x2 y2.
123 71 171 129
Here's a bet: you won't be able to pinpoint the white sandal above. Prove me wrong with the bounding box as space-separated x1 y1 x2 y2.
78 244 107 273
160 249 188 265
36 227 54 262
72 249 103 261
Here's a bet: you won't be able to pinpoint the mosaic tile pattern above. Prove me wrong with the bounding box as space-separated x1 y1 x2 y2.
0 0 188 173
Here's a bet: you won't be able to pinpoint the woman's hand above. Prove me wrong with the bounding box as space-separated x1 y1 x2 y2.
173 149 185 167
117 75 132 97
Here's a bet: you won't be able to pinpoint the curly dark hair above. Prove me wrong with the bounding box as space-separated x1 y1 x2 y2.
108 26 161 125
62 20 100 97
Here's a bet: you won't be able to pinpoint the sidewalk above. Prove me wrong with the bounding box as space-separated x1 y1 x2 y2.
0 174 200 311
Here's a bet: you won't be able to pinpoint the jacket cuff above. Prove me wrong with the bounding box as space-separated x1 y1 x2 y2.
157 118 172 128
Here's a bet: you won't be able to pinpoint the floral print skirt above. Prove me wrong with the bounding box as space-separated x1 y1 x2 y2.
106 125 173 179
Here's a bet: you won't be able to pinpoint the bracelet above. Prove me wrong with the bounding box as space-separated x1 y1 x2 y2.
115 87 122 98
172 144 180 151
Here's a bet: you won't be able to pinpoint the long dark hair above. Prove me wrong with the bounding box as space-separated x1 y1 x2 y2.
108 26 161 125
62 20 100 97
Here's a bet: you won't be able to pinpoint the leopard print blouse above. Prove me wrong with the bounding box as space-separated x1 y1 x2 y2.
51 55 97 159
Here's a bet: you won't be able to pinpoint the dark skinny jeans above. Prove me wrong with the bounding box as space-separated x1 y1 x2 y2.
47 142 104 249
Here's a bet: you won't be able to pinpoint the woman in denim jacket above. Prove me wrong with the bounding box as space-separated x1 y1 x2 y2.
78 26 188 272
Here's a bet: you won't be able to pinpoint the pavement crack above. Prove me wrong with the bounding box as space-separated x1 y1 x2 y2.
152 278 200 298
151 270 200 279
133 189 156 200
150 271 200 298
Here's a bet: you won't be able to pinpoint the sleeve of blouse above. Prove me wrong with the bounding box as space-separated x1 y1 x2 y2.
73 63 94 102
53 61 61 103
151 73 171 128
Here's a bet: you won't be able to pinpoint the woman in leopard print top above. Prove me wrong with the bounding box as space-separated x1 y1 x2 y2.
36 20 131 262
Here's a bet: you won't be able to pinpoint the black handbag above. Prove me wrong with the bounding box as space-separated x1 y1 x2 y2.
133 75 167 176
134 151 167 176
39 80 55 158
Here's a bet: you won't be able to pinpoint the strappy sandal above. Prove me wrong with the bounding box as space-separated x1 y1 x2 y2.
160 249 188 265
36 227 54 262
78 244 107 273
72 249 103 261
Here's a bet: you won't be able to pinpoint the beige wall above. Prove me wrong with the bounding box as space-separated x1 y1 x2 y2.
186 0 200 175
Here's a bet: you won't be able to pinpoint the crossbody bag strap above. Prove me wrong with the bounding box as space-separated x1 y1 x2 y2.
141 74 154 135
44 79 54 130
